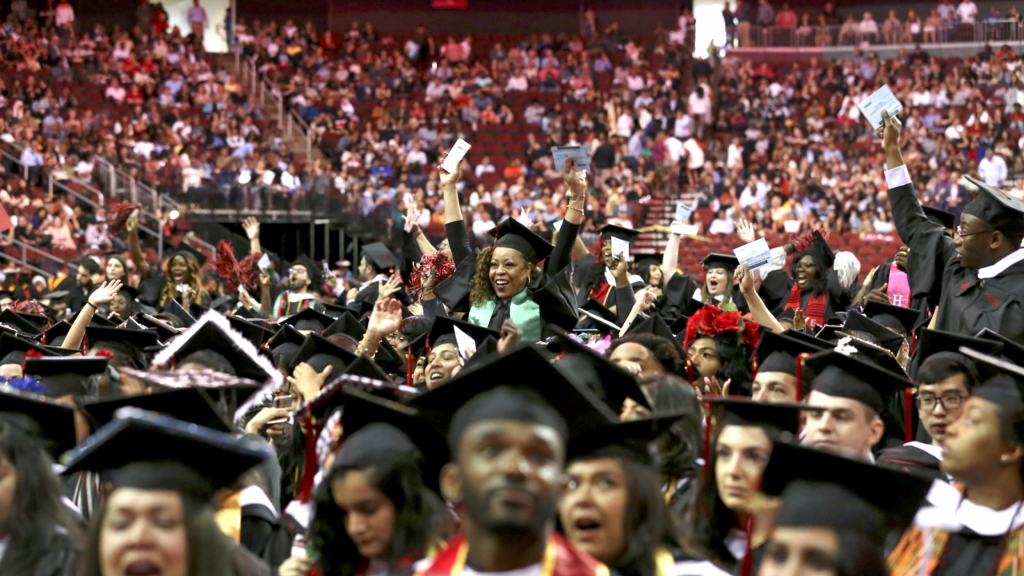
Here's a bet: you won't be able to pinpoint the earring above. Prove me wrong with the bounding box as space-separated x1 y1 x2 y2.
1002 455 1011 463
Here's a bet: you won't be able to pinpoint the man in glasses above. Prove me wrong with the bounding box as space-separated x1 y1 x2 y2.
881 110 1024 341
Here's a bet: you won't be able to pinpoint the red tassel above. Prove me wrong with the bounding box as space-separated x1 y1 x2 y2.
298 417 319 503
701 403 712 480
687 359 694 385
794 352 811 403
905 388 914 443
407 350 413 380
742 514 754 576
910 329 917 355
751 357 757 380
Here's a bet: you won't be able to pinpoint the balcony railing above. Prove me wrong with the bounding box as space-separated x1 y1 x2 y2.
728 19 1024 49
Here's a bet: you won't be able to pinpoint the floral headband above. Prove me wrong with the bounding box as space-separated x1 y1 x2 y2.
684 305 760 355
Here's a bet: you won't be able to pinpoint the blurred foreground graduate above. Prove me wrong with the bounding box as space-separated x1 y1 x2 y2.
65 410 275 576
889 348 1024 576
432 155 585 343
409 346 617 576
0 384 81 576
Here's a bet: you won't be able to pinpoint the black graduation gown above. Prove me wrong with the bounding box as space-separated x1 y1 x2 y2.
890 181 1024 342
935 531 1003 576
432 220 579 337
1 531 80 576
877 444 947 482
241 501 292 568
758 269 847 322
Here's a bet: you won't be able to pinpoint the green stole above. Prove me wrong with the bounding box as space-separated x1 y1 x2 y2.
468 288 542 343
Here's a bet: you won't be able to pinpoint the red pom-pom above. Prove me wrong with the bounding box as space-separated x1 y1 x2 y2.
237 252 263 291
107 202 142 237
409 252 456 296
213 240 240 289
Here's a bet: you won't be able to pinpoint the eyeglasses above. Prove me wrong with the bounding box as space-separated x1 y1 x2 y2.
955 225 994 239
917 393 967 411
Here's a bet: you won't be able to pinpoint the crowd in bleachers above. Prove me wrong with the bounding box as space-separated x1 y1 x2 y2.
0 2 1023 282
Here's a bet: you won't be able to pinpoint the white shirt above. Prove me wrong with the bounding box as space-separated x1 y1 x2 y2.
54 3 74 26
978 155 1008 187
914 479 1024 535
956 0 977 23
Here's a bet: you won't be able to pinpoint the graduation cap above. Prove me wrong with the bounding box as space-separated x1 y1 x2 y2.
425 316 500 359
292 255 324 290
0 385 77 458
162 299 196 328
152 311 281 387
708 397 821 438
703 253 740 272
668 315 690 337
170 241 208 267
372 338 405 375
625 314 686 360
0 332 66 365
62 409 271 501
233 306 264 320
598 224 641 242
842 311 906 355
910 329 1003 382
133 314 181 342
491 217 554 263
23 356 109 398
224 315 267 348
322 302 362 319
836 334 907 376
86 325 161 354
69 310 117 328
862 301 920 339
41 320 72 347
341 354 391 382
577 299 621 336
567 411 692 467
974 328 1024 366
308 388 448 492
408 345 619 448
117 284 140 302
962 175 1024 237
761 442 932 541
549 331 650 413
323 312 366 341
279 307 334 334
267 323 305 350
755 330 829 376
796 230 835 269
805 348 913 414
922 206 955 231
290 333 357 375
80 386 245 433
206 293 236 314
361 243 400 274
0 309 46 337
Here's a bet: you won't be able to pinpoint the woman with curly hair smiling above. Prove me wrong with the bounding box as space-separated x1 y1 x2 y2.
432 153 587 342
126 212 210 309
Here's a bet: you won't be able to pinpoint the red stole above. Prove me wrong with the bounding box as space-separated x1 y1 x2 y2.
784 284 827 329
415 533 608 576
590 280 612 306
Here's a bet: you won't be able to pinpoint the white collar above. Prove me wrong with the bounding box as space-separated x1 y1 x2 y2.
905 441 944 461
724 528 747 561
361 273 389 289
286 291 316 303
240 485 277 515
978 249 1024 280
602 268 643 288
914 480 1024 535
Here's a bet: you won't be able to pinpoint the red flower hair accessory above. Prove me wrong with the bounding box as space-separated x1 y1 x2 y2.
409 252 455 296
684 305 760 355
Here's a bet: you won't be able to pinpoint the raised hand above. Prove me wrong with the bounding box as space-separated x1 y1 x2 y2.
736 263 755 295
737 218 756 244
793 307 807 331
437 151 463 189
562 158 587 197
376 274 403 302
125 212 138 234
881 109 902 150
366 297 403 339
289 362 333 403
88 280 122 307
863 282 890 305
497 318 523 353
242 217 260 241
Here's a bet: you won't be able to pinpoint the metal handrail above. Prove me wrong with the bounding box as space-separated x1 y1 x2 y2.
0 147 28 180
48 174 163 244
728 19 1024 48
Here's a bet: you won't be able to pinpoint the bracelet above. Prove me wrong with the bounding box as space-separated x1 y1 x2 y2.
566 205 585 215
85 302 96 310
565 195 580 203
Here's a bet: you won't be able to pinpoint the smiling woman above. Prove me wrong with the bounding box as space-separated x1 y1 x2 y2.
431 152 587 343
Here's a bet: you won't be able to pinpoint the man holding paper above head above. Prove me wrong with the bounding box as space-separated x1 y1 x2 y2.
880 109 1024 341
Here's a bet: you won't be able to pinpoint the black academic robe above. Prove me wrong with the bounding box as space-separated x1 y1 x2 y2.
241 502 292 568
758 269 849 323
890 180 1024 342
878 444 947 482
0 531 79 576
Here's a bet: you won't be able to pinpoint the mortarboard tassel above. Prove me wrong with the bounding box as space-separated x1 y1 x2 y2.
794 352 811 403
407 350 413 381
297 417 319 503
905 388 913 443
741 514 754 576
687 359 694 385
751 357 757 380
